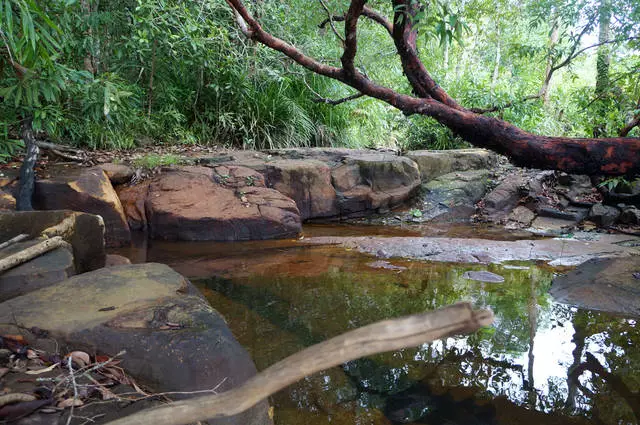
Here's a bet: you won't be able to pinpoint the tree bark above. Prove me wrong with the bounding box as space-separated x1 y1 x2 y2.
595 0 612 96
226 0 640 176
490 24 501 91
540 19 559 104
16 117 39 211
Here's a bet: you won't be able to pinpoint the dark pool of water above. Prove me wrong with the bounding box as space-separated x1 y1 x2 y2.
114 225 640 425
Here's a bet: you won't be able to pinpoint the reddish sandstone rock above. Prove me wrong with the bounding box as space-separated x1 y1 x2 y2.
34 168 131 247
145 167 301 241
116 182 150 231
263 160 338 220
331 154 421 216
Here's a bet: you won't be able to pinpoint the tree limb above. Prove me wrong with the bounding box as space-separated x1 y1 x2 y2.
319 6 393 35
226 0 640 176
391 0 463 109
318 0 345 44
103 303 494 425
341 0 366 75
620 98 640 137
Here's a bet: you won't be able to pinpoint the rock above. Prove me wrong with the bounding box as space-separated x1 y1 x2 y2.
536 206 589 222
219 149 421 220
602 177 640 207
551 257 640 316
619 206 640 224
483 174 528 214
0 210 106 273
0 189 15 210
367 260 407 271
263 160 338 220
331 154 420 217
116 182 150 231
34 168 131 247
302 233 640 266
505 206 536 229
0 263 272 425
588 203 620 227
463 271 505 283
0 239 75 302
419 170 489 221
105 254 131 267
558 174 600 207
98 163 135 185
145 167 301 241
528 216 577 236
212 164 266 189
404 149 497 182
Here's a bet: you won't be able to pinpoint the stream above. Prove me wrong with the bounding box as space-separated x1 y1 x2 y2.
115 224 640 425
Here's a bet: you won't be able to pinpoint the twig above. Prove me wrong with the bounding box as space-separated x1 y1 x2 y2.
103 303 493 425
0 234 30 250
66 356 79 425
318 0 345 44
302 76 364 105
0 236 67 273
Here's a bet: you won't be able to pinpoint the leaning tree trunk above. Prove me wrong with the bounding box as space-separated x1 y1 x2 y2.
16 117 39 211
226 0 640 177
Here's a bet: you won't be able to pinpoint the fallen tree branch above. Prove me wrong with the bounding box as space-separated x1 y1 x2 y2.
0 234 30 251
36 141 88 163
0 236 66 273
103 303 493 425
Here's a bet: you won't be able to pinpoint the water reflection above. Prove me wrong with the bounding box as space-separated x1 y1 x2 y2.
128 233 640 425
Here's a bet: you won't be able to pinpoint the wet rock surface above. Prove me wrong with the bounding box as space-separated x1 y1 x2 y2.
0 263 272 425
551 257 640 316
302 233 640 266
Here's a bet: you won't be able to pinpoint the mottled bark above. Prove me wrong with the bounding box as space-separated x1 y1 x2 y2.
595 0 612 95
540 20 559 104
226 0 640 176
16 117 39 211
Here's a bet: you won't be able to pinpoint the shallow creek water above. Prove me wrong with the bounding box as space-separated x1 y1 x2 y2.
116 224 640 425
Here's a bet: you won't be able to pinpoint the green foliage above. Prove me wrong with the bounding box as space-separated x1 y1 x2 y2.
1 0 638 153
132 153 185 169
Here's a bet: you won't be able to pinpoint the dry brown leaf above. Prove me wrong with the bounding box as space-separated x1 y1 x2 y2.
57 398 84 408
67 351 91 368
0 393 36 407
25 363 60 375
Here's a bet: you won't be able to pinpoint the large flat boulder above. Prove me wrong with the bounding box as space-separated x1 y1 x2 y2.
0 210 106 272
34 167 131 247
198 149 421 220
417 170 489 221
0 263 272 425
405 149 497 182
551 257 640 316
145 167 301 241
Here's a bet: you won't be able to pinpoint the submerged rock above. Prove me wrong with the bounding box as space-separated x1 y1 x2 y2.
551 257 640 316
302 233 640 266
0 263 272 425
463 271 505 283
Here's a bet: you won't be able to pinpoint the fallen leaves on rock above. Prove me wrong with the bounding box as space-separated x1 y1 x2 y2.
0 332 149 423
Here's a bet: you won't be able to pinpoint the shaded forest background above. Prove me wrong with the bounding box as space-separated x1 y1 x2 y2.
1 0 639 157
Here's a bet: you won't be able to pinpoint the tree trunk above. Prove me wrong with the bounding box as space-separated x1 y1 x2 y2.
595 0 612 96
540 20 559 104
442 36 449 78
16 117 39 211
148 39 157 119
81 0 97 75
490 24 501 91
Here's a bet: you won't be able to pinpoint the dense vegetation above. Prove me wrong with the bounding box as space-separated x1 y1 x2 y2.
1 0 639 156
